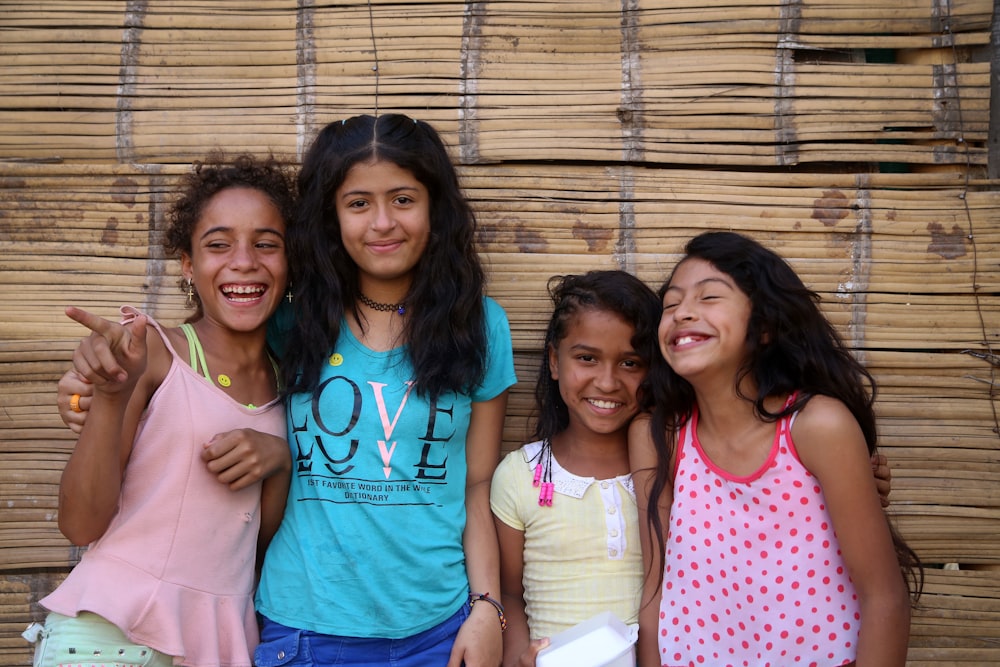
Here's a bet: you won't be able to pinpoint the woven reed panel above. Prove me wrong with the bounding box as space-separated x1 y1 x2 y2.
0 1 997 664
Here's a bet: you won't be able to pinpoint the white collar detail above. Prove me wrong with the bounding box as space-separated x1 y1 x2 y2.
522 440 635 501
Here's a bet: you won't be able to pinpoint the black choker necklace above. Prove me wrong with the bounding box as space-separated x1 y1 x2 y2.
359 293 406 315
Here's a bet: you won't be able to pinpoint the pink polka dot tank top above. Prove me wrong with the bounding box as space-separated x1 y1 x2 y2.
658 402 860 667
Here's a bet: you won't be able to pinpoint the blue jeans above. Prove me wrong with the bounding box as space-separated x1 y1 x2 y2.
254 603 469 667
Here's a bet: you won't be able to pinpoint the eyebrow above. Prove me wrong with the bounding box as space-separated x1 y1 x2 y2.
338 185 421 199
665 276 734 292
198 226 285 240
566 342 641 356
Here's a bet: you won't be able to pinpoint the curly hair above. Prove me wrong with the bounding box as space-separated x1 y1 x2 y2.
281 114 487 400
642 230 922 601
532 270 660 443
164 152 298 321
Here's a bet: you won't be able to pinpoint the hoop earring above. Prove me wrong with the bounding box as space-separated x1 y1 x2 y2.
184 278 196 308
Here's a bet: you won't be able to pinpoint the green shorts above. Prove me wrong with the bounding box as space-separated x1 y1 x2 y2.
29 612 174 667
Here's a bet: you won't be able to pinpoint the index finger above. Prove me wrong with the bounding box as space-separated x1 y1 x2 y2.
65 306 117 337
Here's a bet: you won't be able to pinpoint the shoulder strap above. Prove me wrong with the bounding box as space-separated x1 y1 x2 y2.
779 391 800 437
179 323 213 384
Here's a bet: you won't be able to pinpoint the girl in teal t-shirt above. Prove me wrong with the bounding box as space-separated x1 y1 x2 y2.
254 114 516 667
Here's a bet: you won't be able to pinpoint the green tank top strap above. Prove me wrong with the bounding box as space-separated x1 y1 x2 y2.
178 322 280 403
179 322 213 384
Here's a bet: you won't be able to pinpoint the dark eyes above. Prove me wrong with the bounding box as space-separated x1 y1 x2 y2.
575 354 642 369
204 238 282 250
345 195 415 208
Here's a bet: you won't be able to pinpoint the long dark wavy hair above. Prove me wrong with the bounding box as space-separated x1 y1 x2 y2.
642 231 923 600
532 270 661 443
281 114 487 399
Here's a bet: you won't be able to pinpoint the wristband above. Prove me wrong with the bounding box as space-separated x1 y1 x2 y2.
469 591 507 633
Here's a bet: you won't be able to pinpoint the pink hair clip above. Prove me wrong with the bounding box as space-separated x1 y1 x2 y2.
534 440 555 506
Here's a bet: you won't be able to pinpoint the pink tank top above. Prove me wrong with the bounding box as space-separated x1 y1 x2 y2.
42 309 286 667
657 402 860 667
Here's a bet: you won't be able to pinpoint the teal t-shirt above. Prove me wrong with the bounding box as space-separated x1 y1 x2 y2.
255 297 517 637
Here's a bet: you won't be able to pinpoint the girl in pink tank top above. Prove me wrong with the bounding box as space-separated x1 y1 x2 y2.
629 232 922 667
34 154 297 667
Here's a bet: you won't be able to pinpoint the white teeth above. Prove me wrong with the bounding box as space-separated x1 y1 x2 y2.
223 284 265 295
675 335 698 346
589 399 620 409
221 285 266 302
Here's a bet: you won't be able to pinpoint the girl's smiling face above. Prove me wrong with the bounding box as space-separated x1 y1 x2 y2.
334 159 431 295
181 186 288 333
548 308 647 438
659 257 753 383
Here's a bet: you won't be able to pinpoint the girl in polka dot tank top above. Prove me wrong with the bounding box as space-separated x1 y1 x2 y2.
629 232 922 667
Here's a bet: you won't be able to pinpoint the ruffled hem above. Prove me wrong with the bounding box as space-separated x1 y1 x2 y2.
41 552 257 667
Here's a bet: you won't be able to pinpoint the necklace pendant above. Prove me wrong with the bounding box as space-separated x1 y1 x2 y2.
217 374 232 387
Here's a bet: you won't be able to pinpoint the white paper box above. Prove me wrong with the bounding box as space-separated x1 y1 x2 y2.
536 611 639 667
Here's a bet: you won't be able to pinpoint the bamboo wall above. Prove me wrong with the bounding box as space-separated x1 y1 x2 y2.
1 1 998 664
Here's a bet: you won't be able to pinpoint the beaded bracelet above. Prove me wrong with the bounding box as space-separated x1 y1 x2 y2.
469 592 507 633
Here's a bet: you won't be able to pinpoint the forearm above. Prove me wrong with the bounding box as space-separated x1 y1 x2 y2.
635 574 663 667
452 482 505 667
465 480 501 596
499 592 530 667
855 591 911 667
57 393 129 545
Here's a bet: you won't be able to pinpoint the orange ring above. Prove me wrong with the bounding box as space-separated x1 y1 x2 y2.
70 394 82 413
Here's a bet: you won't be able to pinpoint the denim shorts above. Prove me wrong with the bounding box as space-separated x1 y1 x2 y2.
254 603 470 667
28 612 174 667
